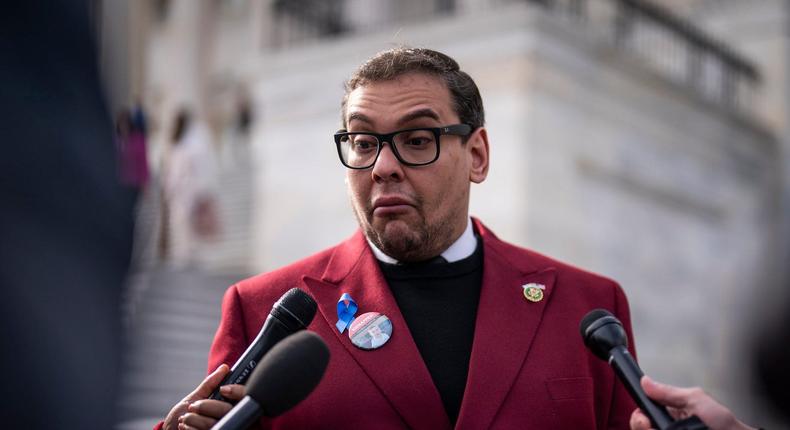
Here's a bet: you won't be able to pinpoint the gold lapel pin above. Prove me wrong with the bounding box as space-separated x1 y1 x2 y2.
522 283 545 303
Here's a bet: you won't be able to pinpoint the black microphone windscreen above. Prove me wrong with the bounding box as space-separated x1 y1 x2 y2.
579 309 614 338
579 310 677 428
580 309 628 361
276 288 318 327
246 330 330 417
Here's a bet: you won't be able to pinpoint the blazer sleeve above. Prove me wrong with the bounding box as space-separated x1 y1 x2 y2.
607 283 639 429
208 284 251 373
207 284 273 430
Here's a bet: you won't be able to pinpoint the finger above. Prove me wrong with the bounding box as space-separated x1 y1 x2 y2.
178 422 208 430
640 376 696 409
187 399 234 419
163 400 191 430
629 408 654 430
190 364 229 399
666 406 690 420
178 411 217 430
219 383 246 401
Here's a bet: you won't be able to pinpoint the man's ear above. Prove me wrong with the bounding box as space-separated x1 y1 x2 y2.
468 127 489 184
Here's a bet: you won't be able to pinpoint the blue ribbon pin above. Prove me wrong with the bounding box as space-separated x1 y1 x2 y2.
336 293 358 333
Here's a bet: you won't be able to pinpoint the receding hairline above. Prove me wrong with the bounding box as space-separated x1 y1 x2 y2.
342 71 455 127
341 47 484 130
345 63 450 90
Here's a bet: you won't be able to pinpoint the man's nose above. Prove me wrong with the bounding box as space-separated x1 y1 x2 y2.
371 142 403 182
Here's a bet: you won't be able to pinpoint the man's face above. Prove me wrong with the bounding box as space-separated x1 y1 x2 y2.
344 72 489 262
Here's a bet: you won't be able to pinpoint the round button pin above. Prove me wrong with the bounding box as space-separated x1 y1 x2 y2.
523 283 545 302
348 312 393 350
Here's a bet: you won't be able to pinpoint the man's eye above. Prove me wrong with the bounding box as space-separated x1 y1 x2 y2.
351 138 377 151
396 130 435 149
404 137 432 147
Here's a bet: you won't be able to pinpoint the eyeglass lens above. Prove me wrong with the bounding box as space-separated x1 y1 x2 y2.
339 129 437 168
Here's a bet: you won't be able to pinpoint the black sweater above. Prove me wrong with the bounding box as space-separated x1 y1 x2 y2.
378 241 484 424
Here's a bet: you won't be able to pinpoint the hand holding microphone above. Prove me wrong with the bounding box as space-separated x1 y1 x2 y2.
581 309 711 430
162 364 246 430
580 309 679 429
166 330 329 430
580 309 757 430
211 330 330 429
162 288 318 430
629 376 758 430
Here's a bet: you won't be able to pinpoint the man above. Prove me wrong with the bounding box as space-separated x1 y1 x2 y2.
161 47 637 429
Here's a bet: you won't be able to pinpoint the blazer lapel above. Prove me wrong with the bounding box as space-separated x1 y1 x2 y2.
302 231 452 430
455 223 557 430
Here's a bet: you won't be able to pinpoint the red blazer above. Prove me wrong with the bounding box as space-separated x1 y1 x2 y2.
207 219 637 429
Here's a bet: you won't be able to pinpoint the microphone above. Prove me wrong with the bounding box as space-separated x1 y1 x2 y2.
580 309 707 430
209 288 317 401
211 330 330 430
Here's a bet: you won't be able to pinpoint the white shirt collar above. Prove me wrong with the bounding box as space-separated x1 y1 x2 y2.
367 218 477 264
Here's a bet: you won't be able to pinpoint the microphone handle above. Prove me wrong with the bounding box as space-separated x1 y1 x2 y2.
211 396 263 430
610 347 675 430
209 312 299 401
667 416 708 430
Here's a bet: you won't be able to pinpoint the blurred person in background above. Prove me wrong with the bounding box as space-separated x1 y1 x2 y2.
220 93 255 170
162 108 220 268
131 98 149 138
0 1 133 428
116 106 150 206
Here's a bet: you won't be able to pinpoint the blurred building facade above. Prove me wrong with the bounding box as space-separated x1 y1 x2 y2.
99 0 789 428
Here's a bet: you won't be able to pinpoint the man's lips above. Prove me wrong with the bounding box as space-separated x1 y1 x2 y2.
372 196 415 216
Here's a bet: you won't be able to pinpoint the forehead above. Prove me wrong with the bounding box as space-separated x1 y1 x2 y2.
345 72 456 128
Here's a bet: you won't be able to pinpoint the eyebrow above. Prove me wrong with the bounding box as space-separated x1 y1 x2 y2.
347 112 373 126
396 109 440 127
346 108 442 130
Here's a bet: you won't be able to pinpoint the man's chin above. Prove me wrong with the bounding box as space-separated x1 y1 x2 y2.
369 219 423 258
372 218 413 238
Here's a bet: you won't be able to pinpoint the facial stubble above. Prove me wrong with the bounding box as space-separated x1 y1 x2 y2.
349 189 463 263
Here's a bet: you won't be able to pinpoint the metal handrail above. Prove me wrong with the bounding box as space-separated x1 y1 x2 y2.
530 0 760 109
268 0 760 110
616 0 758 82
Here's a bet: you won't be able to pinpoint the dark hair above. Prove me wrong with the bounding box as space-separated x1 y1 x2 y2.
115 108 132 137
341 47 485 130
171 109 191 144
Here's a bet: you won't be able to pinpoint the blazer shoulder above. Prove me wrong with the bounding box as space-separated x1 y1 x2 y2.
231 244 338 303
487 234 623 295
490 236 634 335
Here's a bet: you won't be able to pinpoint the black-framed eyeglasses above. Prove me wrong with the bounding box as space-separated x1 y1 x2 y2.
334 124 472 169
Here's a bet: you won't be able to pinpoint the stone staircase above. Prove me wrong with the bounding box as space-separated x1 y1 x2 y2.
115 146 255 429
116 267 244 430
